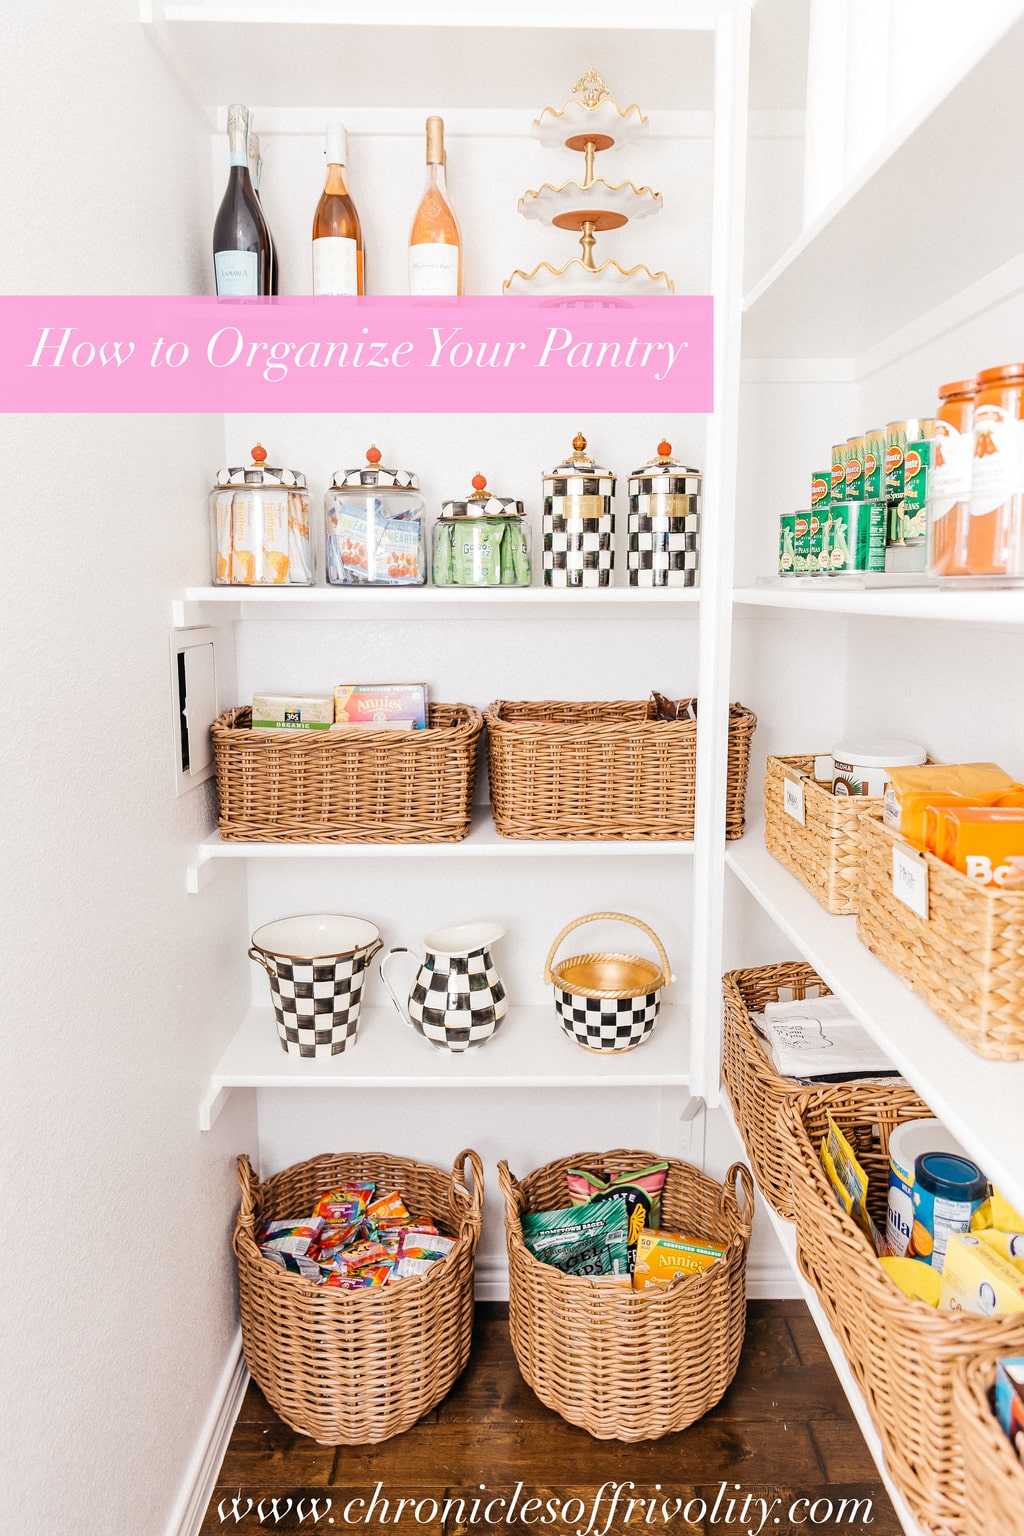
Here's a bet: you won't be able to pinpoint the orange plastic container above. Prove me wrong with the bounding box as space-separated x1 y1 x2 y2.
928 378 976 577
965 363 1024 576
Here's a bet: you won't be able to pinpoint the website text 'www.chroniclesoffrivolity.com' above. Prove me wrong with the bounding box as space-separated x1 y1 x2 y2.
215 1481 879 1535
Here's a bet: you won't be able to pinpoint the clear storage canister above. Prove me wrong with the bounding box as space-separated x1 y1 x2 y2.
542 433 616 589
627 440 701 587
432 475 531 588
210 444 312 586
324 445 426 586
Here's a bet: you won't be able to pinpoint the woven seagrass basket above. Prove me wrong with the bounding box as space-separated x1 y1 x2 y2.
485 698 756 840
499 1149 753 1441
212 704 483 843
233 1149 483 1444
764 754 884 914
952 1354 1024 1536
721 961 905 1219
856 810 1024 1060
784 1090 1024 1534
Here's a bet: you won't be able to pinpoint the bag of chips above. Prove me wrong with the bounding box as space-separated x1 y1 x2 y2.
566 1161 669 1270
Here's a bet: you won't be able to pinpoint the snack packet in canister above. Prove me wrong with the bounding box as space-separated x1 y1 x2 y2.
521 1194 630 1279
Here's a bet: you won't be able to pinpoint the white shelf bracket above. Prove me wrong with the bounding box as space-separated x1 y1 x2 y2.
186 847 219 895
199 1082 231 1133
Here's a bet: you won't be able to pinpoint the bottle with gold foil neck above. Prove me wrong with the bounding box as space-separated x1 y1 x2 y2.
408 116 463 296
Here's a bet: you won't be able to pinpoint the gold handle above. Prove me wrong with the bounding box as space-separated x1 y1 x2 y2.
543 911 672 988
247 946 277 978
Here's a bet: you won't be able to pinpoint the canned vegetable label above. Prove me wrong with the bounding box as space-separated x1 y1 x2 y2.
885 440 905 499
793 512 810 573
902 439 932 541
864 429 885 500
809 512 827 575
779 514 796 575
830 450 846 502
811 472 830 507
829 500 886 572
844 442 865 502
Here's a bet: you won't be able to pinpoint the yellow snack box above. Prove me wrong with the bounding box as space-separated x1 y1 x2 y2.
632 1228 724 1290
977 1229 1024 1273
933 806 1024 886
879 1257 942 1306
939 1232 1024 1315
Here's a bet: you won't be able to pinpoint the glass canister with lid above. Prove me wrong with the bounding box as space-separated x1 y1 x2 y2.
627 440 701 587
324 445 427 586
542 433 616 588
210 444 313 586
433 474 532 587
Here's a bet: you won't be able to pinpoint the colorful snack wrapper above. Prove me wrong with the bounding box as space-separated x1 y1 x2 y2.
315 1221 365 1259
260 1248 322 1281
566 1162 669 1270
398 1232 456 1262
337 1240 391 1272
363 1263 396 1287
313 1191 368 1225
366 1192 413 1228
257 1218 324 1255
320 1271 374 1291
394 1256 443 1280
521 1194 630 1279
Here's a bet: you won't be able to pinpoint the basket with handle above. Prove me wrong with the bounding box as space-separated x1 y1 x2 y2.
233 1148 483 1444
544 911 673 1053
499 1149 754 1440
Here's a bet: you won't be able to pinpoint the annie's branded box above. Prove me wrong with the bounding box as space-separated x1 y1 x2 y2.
334 684 427 730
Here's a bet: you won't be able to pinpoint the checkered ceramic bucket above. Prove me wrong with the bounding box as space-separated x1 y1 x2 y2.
543 911 673 1053
248 914 382 1058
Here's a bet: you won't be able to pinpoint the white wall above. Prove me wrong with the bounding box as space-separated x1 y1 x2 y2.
1 3 254 1534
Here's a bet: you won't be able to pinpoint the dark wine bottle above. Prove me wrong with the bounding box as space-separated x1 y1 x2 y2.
248 131 279 297
213 103 270 296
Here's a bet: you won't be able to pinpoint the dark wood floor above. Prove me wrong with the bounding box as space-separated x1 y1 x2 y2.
202 1302 898 1534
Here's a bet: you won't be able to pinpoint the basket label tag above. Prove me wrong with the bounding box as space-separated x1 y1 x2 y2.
892 843 929 919
784 774 806 825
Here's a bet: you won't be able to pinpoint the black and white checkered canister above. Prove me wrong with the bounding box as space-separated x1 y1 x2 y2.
543 491 615 589
407 949 508 1053
261 951 374 1058
553 989 661 1052
627 472 702 589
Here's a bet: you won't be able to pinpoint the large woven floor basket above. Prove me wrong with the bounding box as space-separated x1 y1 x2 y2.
233 1149 483 1443
485 698 756 840
212 704 483 843
499 1149 753 1441
784 1090 1024 1534
856 809 1024 1060
952 1354 1024 1536
720 962 925 1220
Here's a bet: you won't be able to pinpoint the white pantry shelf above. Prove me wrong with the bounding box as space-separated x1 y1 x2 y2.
733 584 1024 625
199 1001 690 1129
188 823 696 888
741 10 1024 359
174 584 700 626
725 837 1024 1220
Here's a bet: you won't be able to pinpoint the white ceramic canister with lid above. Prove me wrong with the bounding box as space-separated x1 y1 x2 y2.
813 737 926 798
885 1118 969 1257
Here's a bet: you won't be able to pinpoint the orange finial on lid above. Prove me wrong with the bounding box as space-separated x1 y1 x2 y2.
658 440 672 458
573 432 587 453
251 443 268 464
472 473 487 493
366 444 382 465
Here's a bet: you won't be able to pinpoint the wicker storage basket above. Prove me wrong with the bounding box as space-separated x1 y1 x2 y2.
764 754 884 914
212 704 483 843
856 810 1024 1060
784 1090 1024 1534
952 1354 1024 1536
498 1148 754 1441
233 1149 483 1443
721 961 912 1220
485 698 756 840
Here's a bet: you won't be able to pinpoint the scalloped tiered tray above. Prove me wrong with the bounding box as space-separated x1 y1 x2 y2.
506 70 673 297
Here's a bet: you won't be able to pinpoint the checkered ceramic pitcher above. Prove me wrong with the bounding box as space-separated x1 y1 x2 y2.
380 922 508 1053
248 914 382 1058
544 911 673 1053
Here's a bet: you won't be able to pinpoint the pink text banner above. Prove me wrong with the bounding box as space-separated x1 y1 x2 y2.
0 296 713 415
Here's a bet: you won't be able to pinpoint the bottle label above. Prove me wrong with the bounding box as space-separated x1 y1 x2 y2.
409 243 460 297
930 421 971 502
215 250 259 296
970 404 1020 516
313 236 358 296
